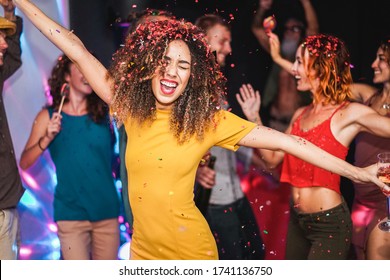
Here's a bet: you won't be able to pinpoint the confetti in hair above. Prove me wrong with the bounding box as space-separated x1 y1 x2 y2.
108 19 227 144
301 34 353 105
302 34 342 59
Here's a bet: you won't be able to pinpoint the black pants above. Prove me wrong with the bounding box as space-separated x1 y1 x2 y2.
206 197 265 260
286 200 352 260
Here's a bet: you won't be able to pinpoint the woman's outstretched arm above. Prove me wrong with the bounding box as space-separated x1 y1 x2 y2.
238 125 389 192
13 0 113 104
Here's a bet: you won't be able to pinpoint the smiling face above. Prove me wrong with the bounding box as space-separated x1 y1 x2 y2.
291 45 318 93
372 46 390 85
205 23 232 67
151 39 191 110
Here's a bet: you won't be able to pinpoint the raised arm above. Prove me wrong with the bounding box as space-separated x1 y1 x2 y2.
13 0 113 104
345 102 390 137
1 0 22 78
300 0 319 36
2 0 16 21
268 32 294 75
252 0 273 54
350 83 378 103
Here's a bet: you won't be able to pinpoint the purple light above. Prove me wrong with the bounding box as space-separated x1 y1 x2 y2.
19 247 32 257
48 223 58 233
20 170 39 190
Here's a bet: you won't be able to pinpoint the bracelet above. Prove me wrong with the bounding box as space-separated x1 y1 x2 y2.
38 137 46 151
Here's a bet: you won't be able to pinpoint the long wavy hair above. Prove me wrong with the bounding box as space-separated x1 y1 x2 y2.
48 54 108 123
108 19 227 144
300 34 353 105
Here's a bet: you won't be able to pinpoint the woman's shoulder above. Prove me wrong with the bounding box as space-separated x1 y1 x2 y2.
215 109 248 123
291 105 309 121
213 109 256 129
342 100 369 111
335 101 375 124
36 107 51 119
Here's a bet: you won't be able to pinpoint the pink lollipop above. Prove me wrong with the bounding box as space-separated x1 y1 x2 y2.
58 83 70 114
263 15 276 33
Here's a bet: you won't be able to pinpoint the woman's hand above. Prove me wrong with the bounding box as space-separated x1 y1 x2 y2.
46 112 62 140
268 32 283 62
195 166 216 190
259 0 273 10
358 164 390 195
1 0 15 12
236 83 262 125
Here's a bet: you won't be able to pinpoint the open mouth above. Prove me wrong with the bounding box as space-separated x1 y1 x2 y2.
160 80 178 95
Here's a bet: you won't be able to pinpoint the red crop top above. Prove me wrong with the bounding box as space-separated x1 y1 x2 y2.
280 103 349 194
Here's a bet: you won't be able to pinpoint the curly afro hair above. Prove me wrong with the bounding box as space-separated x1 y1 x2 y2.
109 19 227 144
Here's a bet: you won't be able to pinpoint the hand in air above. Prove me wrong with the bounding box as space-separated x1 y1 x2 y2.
268 32 282 61
0 0 15 12
259 0 273 10
236 83 261 123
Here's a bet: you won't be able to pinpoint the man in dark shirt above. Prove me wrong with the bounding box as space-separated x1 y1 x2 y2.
0 0 24 260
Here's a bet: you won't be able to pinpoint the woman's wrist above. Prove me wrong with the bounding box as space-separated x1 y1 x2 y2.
37 136 50 151
250 114 262 125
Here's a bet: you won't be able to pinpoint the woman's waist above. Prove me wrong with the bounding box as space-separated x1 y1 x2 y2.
291 186 343 213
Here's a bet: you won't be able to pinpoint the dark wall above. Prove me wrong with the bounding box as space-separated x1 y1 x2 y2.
68 0 151 66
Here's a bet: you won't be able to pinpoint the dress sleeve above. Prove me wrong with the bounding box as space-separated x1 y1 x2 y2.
212 110 257 151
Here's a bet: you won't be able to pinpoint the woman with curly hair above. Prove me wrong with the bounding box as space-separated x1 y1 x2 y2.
14 0 389 260
19 54 120 259
237 34 390 259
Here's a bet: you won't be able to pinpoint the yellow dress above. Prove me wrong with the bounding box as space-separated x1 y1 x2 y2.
125 109 256 259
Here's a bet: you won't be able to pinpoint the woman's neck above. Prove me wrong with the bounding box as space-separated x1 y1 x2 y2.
63 94 88 116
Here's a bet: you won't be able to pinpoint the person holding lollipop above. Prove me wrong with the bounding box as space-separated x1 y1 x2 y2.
20 54 120 260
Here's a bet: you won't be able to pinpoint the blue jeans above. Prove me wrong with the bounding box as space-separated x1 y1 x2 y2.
286 200 352 260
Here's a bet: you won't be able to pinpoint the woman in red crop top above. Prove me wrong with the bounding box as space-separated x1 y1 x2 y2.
237 34 390 259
